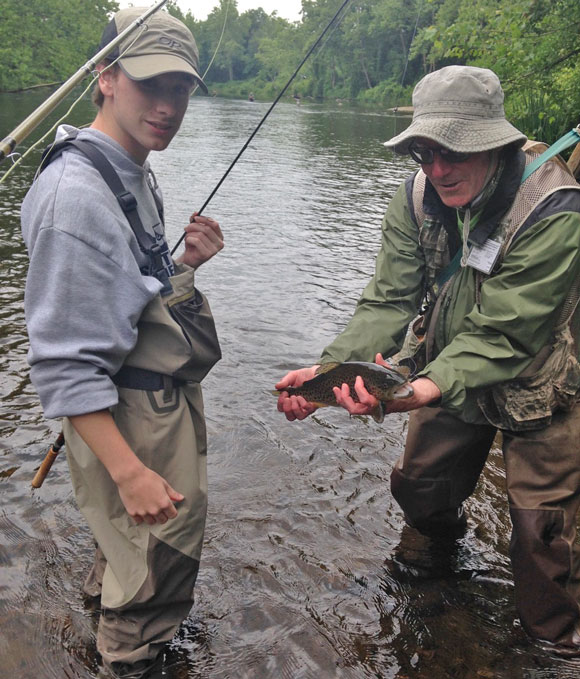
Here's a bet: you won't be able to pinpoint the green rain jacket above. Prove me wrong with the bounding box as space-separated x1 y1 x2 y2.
320 147 580 424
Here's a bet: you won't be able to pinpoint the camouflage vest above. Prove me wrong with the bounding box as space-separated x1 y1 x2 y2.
413 142 580 297
409 143 580 430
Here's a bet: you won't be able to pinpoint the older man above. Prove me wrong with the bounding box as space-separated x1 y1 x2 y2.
276 65 580 654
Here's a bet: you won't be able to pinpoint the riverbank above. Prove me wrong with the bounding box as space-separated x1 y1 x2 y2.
204 76 411 109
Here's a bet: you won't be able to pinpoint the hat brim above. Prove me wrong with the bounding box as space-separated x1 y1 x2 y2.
384 117 527 155
120 55 208 94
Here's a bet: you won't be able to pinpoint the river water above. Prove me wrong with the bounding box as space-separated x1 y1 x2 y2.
0 92 577 679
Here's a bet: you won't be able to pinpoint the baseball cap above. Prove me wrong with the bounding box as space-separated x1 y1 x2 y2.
98 6 208 94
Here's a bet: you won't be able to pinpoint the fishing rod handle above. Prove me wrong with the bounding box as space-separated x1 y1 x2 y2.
31 432 65 489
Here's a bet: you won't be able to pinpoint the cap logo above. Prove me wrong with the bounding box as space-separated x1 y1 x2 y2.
159 36 183 50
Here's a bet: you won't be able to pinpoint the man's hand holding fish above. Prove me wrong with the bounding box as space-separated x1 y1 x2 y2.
275 365 320 421
275 356 421 422
333 355 441 416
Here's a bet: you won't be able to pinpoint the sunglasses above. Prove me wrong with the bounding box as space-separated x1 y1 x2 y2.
408 142 472 165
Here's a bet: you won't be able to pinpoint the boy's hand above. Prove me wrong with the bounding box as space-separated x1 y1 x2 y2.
179 212 224 269
116 465 184 525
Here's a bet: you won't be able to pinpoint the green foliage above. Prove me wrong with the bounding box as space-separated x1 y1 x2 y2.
0 0 118 91
506 91 567 143
416 0 580 142
2 0 580 144
357 80 412 108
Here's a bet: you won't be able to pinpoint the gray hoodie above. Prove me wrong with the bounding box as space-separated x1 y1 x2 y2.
21 125 174 418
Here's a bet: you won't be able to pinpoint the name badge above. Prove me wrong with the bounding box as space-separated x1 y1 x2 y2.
466 238 501 274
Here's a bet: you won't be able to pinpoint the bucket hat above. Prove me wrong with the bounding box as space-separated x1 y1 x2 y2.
384 65 526 154
98 7 207 93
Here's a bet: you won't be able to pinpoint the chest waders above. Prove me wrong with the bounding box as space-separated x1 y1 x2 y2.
40 136 221 675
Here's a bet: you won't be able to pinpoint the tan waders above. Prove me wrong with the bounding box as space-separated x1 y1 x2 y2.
390 404 580 652
64 265 219 677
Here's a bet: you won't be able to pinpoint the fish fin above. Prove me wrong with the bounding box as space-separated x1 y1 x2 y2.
271 390 282 396
315 362 340 375
371 402 385 424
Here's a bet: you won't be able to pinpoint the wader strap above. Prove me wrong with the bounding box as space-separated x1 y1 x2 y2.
40 136 172 295
521 126 580 183
112 365 185 400
424 278 453 364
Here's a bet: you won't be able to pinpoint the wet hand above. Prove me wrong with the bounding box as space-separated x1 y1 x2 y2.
333 376 440 416
180 212 224 269
333 376 379 416
276 365 319 421
117 465 185 526
382 377 441 413
333 353 441 416
332 353 390 416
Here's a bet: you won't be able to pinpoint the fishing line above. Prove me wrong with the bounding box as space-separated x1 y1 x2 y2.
194 0 231 93
171 0 354 255
385 0 424 336
0 0 231 185
0 26 148 185
387 0 423 141
310 4 349 61
1 77 96 184
389 0 422 141
399 0 423 90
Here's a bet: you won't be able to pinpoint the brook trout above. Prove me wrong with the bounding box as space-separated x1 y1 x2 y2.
274 361 413 422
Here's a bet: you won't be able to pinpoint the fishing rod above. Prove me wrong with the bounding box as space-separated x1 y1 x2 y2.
171 0 353 255
0 0 169 165
30 0 352 489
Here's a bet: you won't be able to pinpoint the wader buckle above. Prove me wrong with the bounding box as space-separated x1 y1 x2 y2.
116 190 137 213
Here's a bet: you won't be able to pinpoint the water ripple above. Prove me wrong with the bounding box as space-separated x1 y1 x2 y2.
0 94 573 678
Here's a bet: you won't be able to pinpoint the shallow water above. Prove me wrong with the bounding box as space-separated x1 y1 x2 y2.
0 92 578 678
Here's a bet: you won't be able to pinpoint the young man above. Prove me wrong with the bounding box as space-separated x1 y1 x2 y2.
276 66 580 655
21 7 223 677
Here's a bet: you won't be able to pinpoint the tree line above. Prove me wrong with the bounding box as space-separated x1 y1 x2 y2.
1 0 579 143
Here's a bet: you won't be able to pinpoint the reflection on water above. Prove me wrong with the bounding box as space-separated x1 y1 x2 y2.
1 92 578 678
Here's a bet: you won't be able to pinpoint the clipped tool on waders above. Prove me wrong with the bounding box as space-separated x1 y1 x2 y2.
31 432 65 488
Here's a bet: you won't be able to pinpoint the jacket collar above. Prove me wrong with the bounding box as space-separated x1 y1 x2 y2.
423 146 526 246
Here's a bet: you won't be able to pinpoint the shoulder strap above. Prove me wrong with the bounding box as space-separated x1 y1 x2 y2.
41 136 172 294
521 127 580 184
411 169 426 227
410 171 459 290
43 137 157 252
